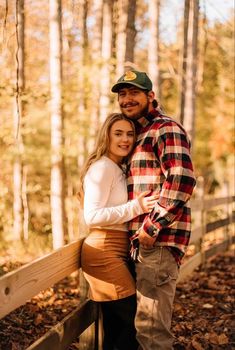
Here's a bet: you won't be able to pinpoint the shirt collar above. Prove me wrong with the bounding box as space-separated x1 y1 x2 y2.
135 109 161 129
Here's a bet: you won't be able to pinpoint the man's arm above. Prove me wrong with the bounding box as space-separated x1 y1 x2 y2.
140 121 196 241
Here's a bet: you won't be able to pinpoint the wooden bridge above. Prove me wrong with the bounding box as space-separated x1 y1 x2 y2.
0 189 234 350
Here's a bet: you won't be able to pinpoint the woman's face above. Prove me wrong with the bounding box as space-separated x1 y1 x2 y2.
107 120 135 164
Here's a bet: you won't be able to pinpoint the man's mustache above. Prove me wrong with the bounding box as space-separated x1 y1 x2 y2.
120 102 139 108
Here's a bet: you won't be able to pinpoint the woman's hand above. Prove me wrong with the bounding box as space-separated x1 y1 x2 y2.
137 191 157 213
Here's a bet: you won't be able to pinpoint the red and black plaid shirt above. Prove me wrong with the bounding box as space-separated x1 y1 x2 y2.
127 109 196 265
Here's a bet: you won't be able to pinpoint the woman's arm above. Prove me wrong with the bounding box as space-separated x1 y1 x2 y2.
83 160 143 227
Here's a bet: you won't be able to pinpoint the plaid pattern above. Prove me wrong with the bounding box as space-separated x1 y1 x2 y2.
127 109 196 264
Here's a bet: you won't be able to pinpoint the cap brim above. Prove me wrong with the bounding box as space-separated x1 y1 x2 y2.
111 81 149 92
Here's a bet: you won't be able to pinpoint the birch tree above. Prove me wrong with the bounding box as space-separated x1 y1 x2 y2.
125 0 136 63
13 0 25 241
116 0 127 77
179 0 189 124
148 0 161 96
180 0 199 145
90 0 102 133
99 0 113 123
77 0 89 169
49 0 66 249
116 0 137 77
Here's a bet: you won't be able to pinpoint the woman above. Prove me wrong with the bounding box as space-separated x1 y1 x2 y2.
78 113 156 350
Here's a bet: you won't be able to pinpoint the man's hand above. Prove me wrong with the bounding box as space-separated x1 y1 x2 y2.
138 229 156 248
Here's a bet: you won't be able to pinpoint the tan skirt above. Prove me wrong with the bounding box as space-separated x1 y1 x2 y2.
81 228 136 302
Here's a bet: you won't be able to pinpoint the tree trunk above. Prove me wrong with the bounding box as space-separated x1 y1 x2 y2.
22 166 29 240
116 0 128 77
116 0 137 77
180 0 199 146
179 0 189 124
13 155 23 240
77 0 89 169
125 0 136 63
148 0 161 97
90 0 102 133
49 0 66 249
99 0 113 123
197 8 208 93
13 0 25 241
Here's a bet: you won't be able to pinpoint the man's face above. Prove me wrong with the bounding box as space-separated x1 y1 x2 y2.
118 86 154 120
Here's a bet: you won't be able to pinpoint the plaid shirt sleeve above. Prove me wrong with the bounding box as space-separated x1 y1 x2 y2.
141 121 196 237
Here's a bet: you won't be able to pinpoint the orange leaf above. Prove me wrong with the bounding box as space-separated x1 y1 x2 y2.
192 339 203 350
34 313 43 325
218 333 229 345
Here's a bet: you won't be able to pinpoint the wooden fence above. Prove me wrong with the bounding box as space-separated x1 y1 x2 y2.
0 193 234 350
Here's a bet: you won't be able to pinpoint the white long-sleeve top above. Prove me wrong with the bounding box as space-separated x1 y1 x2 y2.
83 156 144 231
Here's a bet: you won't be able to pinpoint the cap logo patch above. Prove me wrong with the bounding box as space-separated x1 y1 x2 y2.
123 71 137 81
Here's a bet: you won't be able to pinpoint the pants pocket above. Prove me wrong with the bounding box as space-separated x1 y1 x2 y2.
136 246 178 296
155 247 179 285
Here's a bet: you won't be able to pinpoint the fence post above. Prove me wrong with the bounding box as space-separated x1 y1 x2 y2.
78 231 100 350
78 270 98 349
223 180 232 248
196 176 206 264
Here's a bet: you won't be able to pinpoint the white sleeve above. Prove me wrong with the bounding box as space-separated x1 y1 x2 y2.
83 162 143 227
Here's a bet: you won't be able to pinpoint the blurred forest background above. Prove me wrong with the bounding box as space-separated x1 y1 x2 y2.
0 0 234 260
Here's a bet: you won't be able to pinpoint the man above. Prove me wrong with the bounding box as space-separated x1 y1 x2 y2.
111 70 196 350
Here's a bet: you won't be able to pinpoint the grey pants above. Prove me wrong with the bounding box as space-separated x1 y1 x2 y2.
135 246 179 350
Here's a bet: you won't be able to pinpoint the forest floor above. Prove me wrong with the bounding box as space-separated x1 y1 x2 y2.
172 250 234 350
0 250 234 350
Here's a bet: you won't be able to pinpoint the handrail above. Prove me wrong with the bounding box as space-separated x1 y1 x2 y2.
190 195 235 211
26 300 99 350
0 240 83 319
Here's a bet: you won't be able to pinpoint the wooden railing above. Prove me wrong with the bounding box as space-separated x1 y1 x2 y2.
0 194 234 350
178 194 234 280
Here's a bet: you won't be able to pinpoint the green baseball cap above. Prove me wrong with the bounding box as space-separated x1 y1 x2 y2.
111 70 153 92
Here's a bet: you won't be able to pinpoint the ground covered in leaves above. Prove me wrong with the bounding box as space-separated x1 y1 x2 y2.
0 271 81 350
0 251 234 350
172 251 234 350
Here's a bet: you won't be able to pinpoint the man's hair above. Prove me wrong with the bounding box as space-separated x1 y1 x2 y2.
142 90 158 109
152 99 158 108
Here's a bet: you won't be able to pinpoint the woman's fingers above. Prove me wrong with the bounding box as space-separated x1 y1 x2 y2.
137 192 158 213
146 196 157 204
138 190 151 198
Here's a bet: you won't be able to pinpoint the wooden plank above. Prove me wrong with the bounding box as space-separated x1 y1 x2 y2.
191 198 204 211
178 236 234 282
190 226 203 245
203 196 234 210
191 195 234 211
206 215 234 233
0 239 84 319
205 240 231 260
26 299 99 350
178 252 202 282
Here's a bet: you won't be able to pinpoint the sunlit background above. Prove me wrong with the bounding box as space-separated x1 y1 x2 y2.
0 0 234 258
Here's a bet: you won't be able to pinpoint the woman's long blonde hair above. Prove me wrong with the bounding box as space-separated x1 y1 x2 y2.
77 113 136 203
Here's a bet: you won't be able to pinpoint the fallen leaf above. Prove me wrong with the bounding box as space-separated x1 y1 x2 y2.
202 303 213 309
207 276 218 289
218 333 229 345
11 342 22 350
208 332 220 344
185 323 193 331
173 324 185 332
191 339 203 350
34 313 43 325
174 303 184 312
